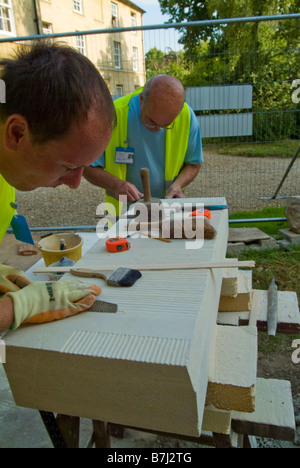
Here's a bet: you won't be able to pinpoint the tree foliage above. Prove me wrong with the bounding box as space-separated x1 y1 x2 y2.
153 0 300 140
158 0 300 55
145 47 186 81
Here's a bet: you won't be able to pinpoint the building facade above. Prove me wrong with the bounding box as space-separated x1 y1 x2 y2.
0 0 146 95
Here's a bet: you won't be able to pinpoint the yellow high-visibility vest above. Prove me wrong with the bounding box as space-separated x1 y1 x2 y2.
0 173 15 243
104 88 191 215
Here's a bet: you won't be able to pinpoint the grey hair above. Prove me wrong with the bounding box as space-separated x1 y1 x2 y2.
142 75 159 103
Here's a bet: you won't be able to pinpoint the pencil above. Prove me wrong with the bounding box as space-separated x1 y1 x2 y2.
141 232 171 243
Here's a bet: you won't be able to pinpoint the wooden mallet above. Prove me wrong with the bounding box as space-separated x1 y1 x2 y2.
134 168 165 223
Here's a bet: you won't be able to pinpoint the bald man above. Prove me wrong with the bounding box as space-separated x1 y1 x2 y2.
84 75 203 214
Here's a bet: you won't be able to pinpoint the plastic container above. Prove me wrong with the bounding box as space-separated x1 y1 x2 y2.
37 233 83 267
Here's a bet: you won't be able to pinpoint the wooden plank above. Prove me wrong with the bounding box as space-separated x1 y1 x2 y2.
92 421 110 448
228 228 270 244
3 201 230 437
231 378 296 441
56 414 80 448
34 260 255 274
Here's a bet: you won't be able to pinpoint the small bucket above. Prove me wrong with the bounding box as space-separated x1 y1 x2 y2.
38 233 83 267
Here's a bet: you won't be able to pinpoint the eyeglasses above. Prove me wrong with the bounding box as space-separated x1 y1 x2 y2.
144 121 175 131
141 104 176 130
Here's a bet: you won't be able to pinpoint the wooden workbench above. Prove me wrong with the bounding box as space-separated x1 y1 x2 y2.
3 198 229 437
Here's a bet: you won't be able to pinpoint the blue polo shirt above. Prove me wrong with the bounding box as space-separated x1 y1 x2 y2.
92 94 203 198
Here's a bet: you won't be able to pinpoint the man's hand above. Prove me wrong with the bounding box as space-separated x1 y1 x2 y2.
84 166 143 202
0 264 31 294
117 180 143 202
7 280 102 329
165 182 185 199
165 164 201 199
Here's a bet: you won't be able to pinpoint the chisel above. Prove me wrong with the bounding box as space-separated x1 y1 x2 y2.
267 276 278 336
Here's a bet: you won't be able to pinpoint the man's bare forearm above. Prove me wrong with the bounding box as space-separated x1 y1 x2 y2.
0 296 14 333
83 166 143 202
83 166 121 194
176 164 201 188
166 164 201 198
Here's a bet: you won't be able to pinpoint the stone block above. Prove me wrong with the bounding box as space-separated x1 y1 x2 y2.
286 196 300 234
279 228 300 246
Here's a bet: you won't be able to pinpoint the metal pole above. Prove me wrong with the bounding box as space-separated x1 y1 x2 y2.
6 218 287 234
7 226 97 233
0 14 299 43
270 144 300 199
229 217 286 223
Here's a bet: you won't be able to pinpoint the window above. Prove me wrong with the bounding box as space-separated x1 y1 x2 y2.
42 22 53 35
114 41 121 69
73 0 83 14
116 85 123 97
111 2 118 27
0 0 15 35
76 35 86 55
130 12 136 28
42 22 53 43
132 47 138 72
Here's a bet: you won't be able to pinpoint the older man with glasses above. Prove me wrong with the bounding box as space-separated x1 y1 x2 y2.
84 74 203 215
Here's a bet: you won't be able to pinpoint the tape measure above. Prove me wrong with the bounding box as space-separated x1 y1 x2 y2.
106 237 131 253
190 209 211 219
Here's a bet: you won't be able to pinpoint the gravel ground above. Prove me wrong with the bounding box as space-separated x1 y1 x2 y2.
14 150 300 229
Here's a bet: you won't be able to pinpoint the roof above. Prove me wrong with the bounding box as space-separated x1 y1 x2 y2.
118 0 146 14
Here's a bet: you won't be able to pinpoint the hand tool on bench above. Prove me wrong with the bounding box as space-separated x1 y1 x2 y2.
267 276 278 336
69 267 142 287
141 232 171 243
189 209 211 219
88 300 118 313
106 237 131 253
33 266 142 287
133 168 165 222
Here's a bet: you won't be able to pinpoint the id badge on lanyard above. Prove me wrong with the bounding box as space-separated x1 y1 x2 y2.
115 147 135 164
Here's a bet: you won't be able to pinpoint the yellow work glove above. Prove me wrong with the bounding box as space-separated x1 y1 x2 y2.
0 263 31 294
6 280 102 329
